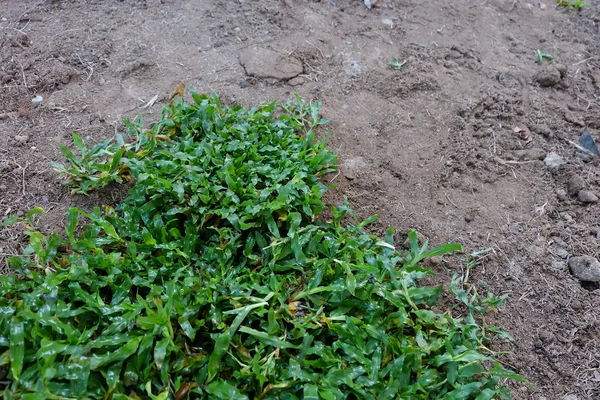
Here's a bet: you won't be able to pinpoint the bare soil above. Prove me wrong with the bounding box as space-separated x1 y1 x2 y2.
1 0 599 398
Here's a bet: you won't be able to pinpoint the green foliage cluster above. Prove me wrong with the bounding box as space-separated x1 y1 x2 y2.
556 0 586 9
0 93 526 399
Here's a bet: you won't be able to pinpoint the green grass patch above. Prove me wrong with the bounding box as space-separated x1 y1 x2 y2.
556 0 586 9
0 93 527 399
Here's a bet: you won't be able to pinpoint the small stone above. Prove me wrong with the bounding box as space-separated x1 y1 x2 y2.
539 2 547 9
31 95 43 107
288 76 305 86
550 246 569 259
535 67 561 87
0 184 6 191
239 81 247 88
364 0 378 8
567 174 585 197
578 190 599 203
550 260 567 270
556 189 568 201
464 213 473 223
234 27 241 32
382 18 393 28
14 135 29 143
341 103 349 110
568 255 600 282
16 210 24 217
544 152 566 171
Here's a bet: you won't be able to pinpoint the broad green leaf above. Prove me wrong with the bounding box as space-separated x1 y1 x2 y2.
154 336 170 369
205 381 248 400
9 317 24 381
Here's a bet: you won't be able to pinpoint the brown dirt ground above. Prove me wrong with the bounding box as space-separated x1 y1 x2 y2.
1 0 600 398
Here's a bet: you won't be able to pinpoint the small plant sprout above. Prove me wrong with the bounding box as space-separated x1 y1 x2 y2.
388 57 407 71
556 0 587 9
536 49 555 65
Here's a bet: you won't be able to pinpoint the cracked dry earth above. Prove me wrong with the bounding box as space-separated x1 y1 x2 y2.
1 0 600 398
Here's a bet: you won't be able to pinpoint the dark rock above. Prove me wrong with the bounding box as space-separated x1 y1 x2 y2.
569 255 600 282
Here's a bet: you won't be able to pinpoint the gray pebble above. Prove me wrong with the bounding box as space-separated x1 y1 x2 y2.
568 255 600 282
549 245 569 259
550 260 567 270
578 190 599 203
